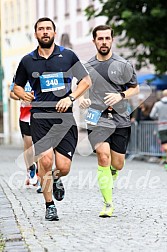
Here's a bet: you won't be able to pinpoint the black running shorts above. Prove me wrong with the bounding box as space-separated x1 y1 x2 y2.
30 112 78 160
19 120 31 137
159 130 167 144
87 126 131 154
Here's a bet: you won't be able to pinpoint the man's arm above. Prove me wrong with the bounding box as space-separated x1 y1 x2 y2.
10 91 20 100
120 85 140 99
150 103 158 119
56 75 92 112
14 84 34 102
104 85 140 106
79 97 91 109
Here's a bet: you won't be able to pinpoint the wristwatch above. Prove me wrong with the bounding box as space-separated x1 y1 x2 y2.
120 92 125 99
69 95 75 102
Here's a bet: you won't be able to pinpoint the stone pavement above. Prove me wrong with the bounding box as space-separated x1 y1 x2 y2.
0 144 167 252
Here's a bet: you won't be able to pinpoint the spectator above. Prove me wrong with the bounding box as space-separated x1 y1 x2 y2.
150 89 167 169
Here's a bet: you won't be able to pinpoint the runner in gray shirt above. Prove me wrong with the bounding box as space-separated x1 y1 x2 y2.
80 25 139 217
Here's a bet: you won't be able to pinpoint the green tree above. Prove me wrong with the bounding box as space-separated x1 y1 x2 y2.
85 0 167 74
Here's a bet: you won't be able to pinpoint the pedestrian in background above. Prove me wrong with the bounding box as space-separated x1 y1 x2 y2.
80 25 139 217
10 80 42 193
14 17 91 221
150 89 167 170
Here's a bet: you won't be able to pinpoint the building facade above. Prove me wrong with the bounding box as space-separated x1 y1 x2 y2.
0 0 107 144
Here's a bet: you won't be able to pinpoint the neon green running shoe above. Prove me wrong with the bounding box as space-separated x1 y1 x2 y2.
99 202 114 218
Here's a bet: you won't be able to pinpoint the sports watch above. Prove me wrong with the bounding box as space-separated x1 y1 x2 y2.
120 92 125 99
69 95 75 102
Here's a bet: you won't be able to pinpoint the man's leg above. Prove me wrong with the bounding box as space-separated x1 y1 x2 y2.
19 120 37 186
110 150 125 181
23 135 38 186
161 143 167 170
38 149 59 221
96 142 114 217
109 127 131 181
52 125 77 201
52 151 71 201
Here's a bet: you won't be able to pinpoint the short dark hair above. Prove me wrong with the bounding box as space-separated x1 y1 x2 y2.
92 25 114 39
34 17 56 32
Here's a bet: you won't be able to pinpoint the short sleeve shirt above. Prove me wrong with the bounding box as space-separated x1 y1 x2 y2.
15 45 88 112
85 53 138 128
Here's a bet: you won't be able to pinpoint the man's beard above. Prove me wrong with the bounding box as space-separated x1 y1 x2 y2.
37 36 55 48
98 46 111 56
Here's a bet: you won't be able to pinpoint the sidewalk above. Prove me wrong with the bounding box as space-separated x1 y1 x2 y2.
0 144 167 252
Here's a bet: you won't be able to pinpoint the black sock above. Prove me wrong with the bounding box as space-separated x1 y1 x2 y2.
46 201 54 209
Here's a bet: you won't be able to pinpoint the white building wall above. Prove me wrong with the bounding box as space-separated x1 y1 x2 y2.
1 0 36 144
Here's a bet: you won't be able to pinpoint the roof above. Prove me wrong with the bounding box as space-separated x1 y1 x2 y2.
137 74 167 90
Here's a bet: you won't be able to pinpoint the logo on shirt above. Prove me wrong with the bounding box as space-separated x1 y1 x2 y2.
110 71 117 74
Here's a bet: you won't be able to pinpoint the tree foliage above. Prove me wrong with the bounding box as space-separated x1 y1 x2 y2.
85 0 167 74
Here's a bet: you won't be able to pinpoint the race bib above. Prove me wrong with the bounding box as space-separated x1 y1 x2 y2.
40 72 65 92
85 108 102 125
24 82 32 92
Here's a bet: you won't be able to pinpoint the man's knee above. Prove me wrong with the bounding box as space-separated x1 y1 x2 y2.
39 155 53 172
111 159 124 170
97 153 110 167
56 158 71 176
55 165 70 176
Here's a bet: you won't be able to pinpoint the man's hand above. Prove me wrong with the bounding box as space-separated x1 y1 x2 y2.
79 98 91 109
14 85 34 102
56 97 72 113
22 91 35 102
104 93 122 106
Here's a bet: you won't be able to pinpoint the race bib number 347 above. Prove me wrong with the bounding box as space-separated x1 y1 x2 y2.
40 72 65 92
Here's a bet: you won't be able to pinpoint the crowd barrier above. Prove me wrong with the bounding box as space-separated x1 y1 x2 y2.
127 121 165 159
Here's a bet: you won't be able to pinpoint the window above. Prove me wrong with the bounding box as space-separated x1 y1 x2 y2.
76 21 83 38
24 0 29 29
4 2 9 33
36 0 39 19
10 1 15 32
76 0 81 13
65 0 69 17
53 0 57 20
44 0 48 17
16 0 21 30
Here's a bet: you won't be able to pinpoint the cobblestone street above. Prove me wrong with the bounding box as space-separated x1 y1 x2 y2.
0 144 167 252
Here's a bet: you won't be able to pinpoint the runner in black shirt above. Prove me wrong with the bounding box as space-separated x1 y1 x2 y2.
14 17 91 221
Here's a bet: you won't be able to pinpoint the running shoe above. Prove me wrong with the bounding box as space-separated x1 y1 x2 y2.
36 180 42 193
53 178 65 201
99 202 114 218
28 163 38 185
110 167 119 181
45 205 59 221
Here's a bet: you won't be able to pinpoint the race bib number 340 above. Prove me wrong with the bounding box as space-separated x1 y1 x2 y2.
40 72 65 92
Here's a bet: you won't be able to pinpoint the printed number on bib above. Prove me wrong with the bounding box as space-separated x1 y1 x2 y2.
40 72 65 92
85 108 101 125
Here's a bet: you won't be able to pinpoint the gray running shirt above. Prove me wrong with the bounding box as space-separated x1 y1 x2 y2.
85 53 137 128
